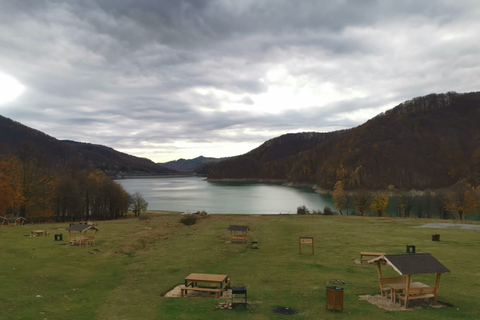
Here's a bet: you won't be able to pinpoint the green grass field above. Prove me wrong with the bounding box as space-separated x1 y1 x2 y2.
1 213 479 319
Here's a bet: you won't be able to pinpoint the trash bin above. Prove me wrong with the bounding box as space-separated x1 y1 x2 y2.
54 234 63 241
326 286 343 313
432 234 440 241
406 245 416 253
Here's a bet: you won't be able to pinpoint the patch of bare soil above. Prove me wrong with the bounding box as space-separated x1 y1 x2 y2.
359 295 448 311
272 306 298 315
165 285 232 298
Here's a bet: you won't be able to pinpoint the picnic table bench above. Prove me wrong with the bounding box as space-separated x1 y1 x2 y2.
69 236 95 246
398 285 437 306
31 230 49 237
228 225 249 244
181 273 230 298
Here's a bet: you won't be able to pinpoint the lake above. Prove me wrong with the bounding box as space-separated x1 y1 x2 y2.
118 176 477 219
116 176 335 214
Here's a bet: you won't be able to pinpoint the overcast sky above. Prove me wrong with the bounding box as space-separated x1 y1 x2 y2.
1 0 479 163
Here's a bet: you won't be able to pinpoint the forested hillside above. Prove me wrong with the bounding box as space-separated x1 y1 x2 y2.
208 132 340 180
208 91 480 191
0 115 173 222
0 115 176 176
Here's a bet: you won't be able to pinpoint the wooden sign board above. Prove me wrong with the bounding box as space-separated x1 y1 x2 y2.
299 237 314 254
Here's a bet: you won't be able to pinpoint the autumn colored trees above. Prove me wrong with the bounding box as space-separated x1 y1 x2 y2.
442 180 479 220
332 181 348 214
331 180 479 219
370 194 389 217
352 190 372 216
0 156 24 215
0 146 131 222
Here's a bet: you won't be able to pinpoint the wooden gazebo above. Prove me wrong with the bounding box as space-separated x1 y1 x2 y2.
228 225 249 244
65 224 100 246
7 216 27 226
139 216 151 225
369 253 450 308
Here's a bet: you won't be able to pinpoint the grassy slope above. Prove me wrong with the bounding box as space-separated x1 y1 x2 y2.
0 213 479 320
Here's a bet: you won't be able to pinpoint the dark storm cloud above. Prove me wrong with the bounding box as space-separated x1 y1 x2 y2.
1 0 479 161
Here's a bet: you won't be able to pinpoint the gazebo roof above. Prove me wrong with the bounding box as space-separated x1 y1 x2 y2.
66 224 100 232
228 225 249 232
370 253 450 275
8 216 26 221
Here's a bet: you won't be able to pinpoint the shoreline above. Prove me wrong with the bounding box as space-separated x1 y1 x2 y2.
115 174 197 180
124 175 444 195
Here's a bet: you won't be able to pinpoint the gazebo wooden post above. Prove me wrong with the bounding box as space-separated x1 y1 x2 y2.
375 261 383 279
375 261 384 295
434 273 442 303
404 274 412 308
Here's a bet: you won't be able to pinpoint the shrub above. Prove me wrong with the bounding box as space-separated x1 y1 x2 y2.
323 206 334 215
297 205 310 215
194 210 208 216
179 214 198 226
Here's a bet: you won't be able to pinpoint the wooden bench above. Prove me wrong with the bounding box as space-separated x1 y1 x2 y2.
360 252 385 263
379 276 406 297
180 286 225 298
398 286 437 308
230 235 247 243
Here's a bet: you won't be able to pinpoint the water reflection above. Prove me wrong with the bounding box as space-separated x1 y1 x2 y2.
116 176 335 214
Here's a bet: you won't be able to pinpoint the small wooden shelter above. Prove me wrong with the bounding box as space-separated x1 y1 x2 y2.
139 216 151 225
65 224 100 246
369 253 450 308
7 216 27 226
0 216 7 226
228 225 249 243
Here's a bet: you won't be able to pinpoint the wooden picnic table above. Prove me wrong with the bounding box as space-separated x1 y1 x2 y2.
389 282 429 302
31 230 48 237
69 236 95 246
182 273 230 298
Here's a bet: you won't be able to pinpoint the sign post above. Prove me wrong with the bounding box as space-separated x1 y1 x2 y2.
299 236 314 255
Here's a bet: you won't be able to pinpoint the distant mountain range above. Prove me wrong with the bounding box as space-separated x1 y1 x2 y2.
208 91 480 190
2 90 479 190
0 115 177 176
158 156 227 173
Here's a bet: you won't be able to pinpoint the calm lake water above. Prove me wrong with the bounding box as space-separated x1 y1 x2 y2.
118 176 477 219
116 176 335 214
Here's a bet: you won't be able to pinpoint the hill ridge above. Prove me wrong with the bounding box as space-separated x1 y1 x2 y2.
207 90 480 190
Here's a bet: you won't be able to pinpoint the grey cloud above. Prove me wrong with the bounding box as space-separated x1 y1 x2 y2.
1 0 479 161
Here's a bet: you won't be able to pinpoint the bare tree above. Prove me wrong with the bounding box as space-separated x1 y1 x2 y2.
129 192 149 217
353 190 373 216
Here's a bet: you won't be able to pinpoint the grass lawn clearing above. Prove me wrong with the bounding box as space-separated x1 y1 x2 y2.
1 213 479 319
